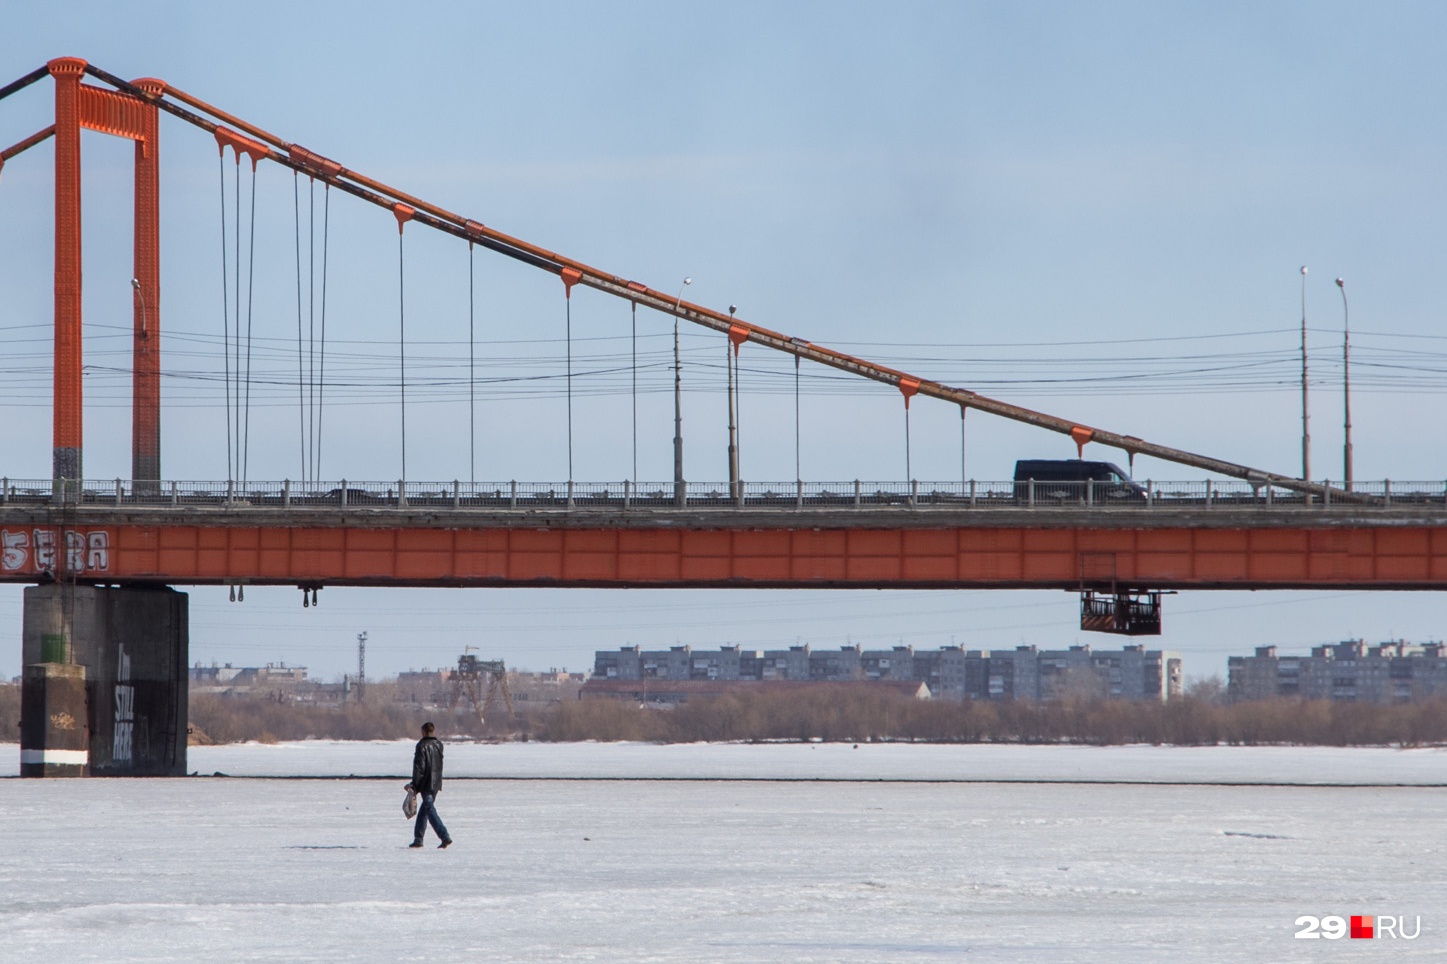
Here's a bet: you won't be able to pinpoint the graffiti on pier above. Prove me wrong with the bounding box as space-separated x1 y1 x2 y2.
113 643 134 765
0 528 111 574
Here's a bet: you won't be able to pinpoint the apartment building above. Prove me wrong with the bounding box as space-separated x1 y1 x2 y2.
1229 640 1447 703
593 642 1182 701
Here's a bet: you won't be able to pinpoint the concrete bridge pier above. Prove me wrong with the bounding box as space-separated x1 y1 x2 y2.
20 584 188 777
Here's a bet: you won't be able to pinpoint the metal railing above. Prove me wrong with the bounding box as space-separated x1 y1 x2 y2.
5 477 1447 511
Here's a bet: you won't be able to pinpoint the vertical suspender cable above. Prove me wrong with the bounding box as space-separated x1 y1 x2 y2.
728 330 743 492
905 404 912 483
392 204 414 484
219 153 233 482
317 184 330 482
398 228 407 482
232 151 242 480
794 354 801 484
960 405 967 486
468 242 476 484
631 300 637 483
293 173 306 482
899 379 919 486
242 162 258 485
307 178 316 482
735 344 742 487
566 287 574 482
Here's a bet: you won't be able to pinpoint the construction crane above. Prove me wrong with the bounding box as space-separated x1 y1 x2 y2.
448 652 514 730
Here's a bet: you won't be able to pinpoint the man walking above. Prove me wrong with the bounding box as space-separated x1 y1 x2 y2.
406 721 452 849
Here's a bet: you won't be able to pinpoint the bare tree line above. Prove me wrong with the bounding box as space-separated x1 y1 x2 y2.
4 681 1447 747
537 684 1447 746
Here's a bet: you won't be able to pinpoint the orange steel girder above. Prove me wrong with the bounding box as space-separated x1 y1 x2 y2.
46 57 163 485
9 522 1447 590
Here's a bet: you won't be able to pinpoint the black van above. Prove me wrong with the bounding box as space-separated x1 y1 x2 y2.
1013 459 1147 503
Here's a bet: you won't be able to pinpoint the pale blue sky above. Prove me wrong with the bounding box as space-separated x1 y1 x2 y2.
2 1 1446 680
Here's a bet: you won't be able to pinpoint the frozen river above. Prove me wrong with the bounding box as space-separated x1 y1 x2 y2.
2 742 1443 961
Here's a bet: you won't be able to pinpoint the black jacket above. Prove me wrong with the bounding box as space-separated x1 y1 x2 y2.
411 736 444 794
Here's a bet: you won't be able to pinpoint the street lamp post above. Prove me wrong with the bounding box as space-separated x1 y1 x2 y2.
1337 277 1352 490
727 303 740 500
1300 265 1310 482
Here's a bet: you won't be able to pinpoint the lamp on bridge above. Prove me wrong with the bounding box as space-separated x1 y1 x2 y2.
130 278 148 339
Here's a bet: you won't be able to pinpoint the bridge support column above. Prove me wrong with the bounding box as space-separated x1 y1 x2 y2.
20 663 88 776
20 584 188 777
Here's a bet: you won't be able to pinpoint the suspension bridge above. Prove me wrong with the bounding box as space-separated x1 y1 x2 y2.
4 58 1446 775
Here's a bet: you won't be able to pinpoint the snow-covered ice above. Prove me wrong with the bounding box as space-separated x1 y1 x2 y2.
2 742 1443 962
186 739 1447 784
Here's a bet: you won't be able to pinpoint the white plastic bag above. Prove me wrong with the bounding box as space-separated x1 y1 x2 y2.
403 787 418 819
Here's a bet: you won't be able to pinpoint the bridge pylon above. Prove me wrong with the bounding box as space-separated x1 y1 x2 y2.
38 57 165 488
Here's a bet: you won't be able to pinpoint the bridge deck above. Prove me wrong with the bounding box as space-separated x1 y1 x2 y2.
4 501 1447 591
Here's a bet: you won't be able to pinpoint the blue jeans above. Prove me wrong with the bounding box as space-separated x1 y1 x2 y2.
413 792 450 844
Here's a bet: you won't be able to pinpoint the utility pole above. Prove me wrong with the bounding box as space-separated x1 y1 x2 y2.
1300 265 1311 481
672 278 691 506
357 631 367 702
